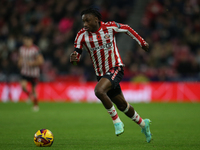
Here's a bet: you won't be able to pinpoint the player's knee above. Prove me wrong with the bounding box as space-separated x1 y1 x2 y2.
94 87 105 99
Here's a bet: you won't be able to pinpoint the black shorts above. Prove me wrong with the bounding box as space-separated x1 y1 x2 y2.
21 75 38 86
96 66 124 99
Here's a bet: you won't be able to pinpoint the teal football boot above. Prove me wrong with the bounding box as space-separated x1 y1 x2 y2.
141 119 152 143
114 122 124 136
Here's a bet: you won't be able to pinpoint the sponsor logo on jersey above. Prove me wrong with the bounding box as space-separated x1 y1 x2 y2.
90 42 112 51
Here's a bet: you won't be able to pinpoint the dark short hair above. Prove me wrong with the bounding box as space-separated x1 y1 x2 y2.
81 8 102 20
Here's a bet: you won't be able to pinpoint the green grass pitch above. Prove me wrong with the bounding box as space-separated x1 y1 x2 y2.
0 102 200 150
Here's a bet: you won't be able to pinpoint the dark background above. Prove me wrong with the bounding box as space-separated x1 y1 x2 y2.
0 0 199 82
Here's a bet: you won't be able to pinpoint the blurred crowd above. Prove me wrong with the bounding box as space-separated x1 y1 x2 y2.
126 0 200 81
0 0 199 82
0 0 134 82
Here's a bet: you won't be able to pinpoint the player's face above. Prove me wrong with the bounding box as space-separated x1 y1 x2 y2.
23 37 33 47
82 14 99 32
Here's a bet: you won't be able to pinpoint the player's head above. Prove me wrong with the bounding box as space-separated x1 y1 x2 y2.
23 34 33 47
81 8 102 32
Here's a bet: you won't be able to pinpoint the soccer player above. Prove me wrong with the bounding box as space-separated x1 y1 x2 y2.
18 35 44 111
70 8 152 142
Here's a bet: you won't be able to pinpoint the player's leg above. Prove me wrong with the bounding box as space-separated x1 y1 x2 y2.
94 77 124 136
94 77 113 109
110 91 145 127
110 91 152 142
31 79 39 111
20 79 30 96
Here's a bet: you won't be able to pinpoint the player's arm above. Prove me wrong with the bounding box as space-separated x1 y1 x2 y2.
142 42 149 52
71 30 84 65
70 48 82 65
28 54 44 67
18 48 24 68
112 22 149 52
18 55 23 68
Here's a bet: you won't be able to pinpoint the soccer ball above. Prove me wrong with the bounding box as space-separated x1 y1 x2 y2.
34 129 54 147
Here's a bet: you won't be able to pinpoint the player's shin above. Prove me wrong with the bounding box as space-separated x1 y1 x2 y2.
123 103 145 128
33 96 38 106
32 97 39 111
22 87 30 96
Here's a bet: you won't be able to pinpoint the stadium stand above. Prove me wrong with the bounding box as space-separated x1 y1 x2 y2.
0 0 199 82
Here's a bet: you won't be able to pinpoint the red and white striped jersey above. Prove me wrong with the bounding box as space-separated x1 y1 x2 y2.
19 45 40 78
74 21 147 76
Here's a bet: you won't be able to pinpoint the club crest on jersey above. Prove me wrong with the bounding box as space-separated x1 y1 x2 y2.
104 33 110 39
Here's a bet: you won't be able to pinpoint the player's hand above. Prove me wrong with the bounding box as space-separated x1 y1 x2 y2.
70 51 78 65
142 42 149 52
